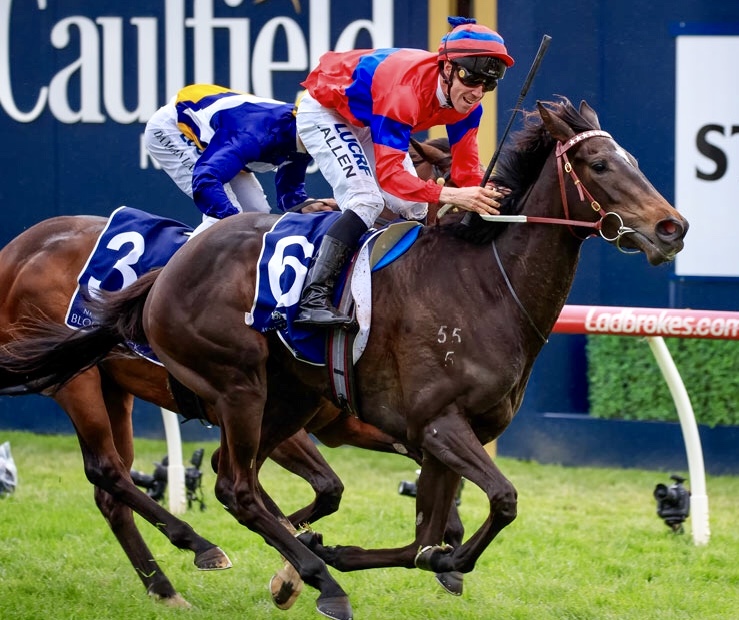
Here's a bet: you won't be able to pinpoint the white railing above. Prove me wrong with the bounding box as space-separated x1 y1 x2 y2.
553 304 739 545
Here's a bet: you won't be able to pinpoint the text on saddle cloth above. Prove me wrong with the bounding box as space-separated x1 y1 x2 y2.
245 211 422 366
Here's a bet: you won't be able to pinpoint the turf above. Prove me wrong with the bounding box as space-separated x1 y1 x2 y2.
1 430 738 620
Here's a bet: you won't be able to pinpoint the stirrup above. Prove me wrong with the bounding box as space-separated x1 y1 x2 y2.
294 306 353 326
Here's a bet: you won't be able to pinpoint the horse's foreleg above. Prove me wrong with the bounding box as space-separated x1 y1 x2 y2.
415 411 517 575
296 450 461 573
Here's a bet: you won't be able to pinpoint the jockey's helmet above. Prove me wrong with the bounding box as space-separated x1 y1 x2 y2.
438 17 514 92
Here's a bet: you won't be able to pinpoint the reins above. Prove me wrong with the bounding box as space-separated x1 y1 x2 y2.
491 129 638 344
478 129 637 248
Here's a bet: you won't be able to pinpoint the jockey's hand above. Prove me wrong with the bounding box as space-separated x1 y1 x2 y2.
300 198 338 213
438 185 504 216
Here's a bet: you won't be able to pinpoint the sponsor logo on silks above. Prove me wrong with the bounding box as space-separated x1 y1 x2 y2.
320 123 373 179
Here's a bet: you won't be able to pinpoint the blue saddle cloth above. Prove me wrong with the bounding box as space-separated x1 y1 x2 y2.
65 206 191 360
67 208 421 367
246 211 422 365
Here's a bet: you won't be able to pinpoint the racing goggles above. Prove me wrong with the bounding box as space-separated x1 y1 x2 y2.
453 56 507 92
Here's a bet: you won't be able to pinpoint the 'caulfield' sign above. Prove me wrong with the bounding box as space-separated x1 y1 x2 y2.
0 0 424 239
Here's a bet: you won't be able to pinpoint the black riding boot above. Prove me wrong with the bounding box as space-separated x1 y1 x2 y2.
295 235 353 325
295 210 368 326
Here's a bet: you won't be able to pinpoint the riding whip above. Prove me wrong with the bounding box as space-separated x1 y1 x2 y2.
452 34 552 224
482 34 552 186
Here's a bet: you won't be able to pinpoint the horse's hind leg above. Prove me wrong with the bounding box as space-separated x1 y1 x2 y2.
92 486 189 605
97 373 231 569
55 371 230 600
213 389 352 620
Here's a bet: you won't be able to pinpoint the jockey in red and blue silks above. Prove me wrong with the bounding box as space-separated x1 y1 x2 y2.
294 16 516 326
144 84 335 237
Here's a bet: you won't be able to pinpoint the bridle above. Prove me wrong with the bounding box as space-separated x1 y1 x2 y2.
443 130 639 251
553 129 637 248
498 129 638 248
492 128 640 344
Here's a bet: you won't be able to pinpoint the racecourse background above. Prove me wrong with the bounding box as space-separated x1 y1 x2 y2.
1 1 737 447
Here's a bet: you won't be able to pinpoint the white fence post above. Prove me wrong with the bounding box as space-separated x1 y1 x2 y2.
161 408 186 515
551 304 739 546
646 337 710 545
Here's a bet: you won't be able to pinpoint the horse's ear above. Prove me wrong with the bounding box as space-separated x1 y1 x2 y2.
409 137 426 158
578 100 601 129
537 101 575 143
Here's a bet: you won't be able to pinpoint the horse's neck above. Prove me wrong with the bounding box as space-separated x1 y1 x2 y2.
493 164 586 337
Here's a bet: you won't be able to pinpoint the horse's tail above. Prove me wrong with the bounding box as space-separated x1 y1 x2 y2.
0 268 161 395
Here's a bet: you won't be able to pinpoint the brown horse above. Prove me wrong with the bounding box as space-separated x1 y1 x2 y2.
0 138 455 606
0 98 688 619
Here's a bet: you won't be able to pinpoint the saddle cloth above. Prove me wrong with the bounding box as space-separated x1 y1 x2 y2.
66 207 421 368
65 206 192 362
245 211 422 365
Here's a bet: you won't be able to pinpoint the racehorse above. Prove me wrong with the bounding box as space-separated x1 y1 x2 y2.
0 138 455 606
0 98 688 619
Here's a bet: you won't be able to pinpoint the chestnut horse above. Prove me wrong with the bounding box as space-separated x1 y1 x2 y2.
0 138 454 606
0 99 688 619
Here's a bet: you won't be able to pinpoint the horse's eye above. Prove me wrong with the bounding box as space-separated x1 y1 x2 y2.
591 161 607 173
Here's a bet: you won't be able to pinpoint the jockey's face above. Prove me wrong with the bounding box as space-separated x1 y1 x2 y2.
443 61 485 115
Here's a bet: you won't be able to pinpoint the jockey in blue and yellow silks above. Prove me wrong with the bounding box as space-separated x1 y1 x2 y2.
145 84 335 236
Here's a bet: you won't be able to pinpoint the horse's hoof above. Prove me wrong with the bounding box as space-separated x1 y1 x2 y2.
436 570 464 596
149 591 192 609
269 564 304 610
195 546 232 570
316 594 353 620
414 544 453 572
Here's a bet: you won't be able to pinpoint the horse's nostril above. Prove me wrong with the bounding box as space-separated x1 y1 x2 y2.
658 218 686 240
662 220 678 236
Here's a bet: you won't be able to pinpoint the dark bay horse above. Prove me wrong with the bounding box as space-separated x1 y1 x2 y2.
0 137 454 607
0 99 687 619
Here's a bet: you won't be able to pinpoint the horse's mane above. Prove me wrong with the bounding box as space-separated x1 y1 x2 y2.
444 96 597 244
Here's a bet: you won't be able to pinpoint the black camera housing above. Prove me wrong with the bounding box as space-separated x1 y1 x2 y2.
130 448 206 510
398 469 464 506
653 474 690 533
